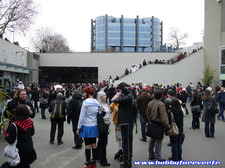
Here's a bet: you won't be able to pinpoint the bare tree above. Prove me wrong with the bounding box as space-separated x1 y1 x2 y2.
168 27 188 49
0 0 38 35
31 27 70 53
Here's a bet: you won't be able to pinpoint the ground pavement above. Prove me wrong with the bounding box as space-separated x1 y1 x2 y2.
0 104 224 168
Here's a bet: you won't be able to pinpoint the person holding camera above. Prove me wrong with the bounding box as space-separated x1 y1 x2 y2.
111 82 134 168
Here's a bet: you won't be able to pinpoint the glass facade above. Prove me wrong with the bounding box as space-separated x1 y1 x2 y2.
92 15 163 52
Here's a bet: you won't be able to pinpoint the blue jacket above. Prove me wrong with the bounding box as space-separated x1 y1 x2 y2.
215 91 225 105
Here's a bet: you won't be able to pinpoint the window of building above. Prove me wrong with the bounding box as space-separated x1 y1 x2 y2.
221 49 225 65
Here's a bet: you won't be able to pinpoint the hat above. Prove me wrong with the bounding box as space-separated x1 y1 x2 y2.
206 87 212 91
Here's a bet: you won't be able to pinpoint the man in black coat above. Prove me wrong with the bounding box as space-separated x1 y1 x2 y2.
111 82 134 168
67 90 83 149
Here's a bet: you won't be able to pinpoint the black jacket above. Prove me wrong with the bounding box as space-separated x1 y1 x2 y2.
4 99 35 119
168 107 183 133
191 93 203 109
113 91 134 125
6 121 35 151
32 88 39 101
67 94 83 123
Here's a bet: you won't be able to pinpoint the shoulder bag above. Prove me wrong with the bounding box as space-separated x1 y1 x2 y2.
97 108 108 137
4 123 20 166
40 93 48 104
168 112 179 136
146 106 165 139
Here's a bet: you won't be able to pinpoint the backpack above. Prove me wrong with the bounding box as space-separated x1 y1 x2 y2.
52 100 64 119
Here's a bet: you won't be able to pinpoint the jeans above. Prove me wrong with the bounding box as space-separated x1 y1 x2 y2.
148 135 164 160
217 104 225 120
121 123 134 168
50 119 64 142
140 114 148 140
97 128 108 164
205 122 215 137
41 108 46 118
170 132 183 161
187 96 192 103
72 119 83 146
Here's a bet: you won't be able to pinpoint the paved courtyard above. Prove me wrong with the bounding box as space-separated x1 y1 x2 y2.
0 104 224 168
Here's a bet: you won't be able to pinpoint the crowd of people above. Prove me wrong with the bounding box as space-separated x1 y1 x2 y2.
0 79 222 168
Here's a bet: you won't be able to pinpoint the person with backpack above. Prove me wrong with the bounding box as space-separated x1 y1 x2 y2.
67 90 83 149
111 82 134 168
49 93 67 145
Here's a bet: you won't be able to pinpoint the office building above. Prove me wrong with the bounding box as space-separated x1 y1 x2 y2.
91 15 164 52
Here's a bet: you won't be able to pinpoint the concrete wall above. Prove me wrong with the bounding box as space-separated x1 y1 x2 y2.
27 52 39 83
117 50 204 87
204 0 225 82
38 52 179 82
0 38 27 67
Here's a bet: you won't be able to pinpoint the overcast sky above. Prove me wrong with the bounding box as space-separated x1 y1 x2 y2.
6 0 204 52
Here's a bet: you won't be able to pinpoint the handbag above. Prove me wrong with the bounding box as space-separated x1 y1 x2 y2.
4 123 20 167
168 112 179 136
207 99 219 114
146 122 164 139
191 105 201 114
97 108 108 137
40 93 48 104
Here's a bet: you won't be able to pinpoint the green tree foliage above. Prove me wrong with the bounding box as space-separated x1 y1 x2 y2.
201 65 216 87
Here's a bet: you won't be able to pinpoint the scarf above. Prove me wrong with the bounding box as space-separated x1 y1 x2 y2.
14 118 33 132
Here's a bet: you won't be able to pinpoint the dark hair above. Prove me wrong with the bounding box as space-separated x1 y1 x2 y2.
162 89 167 96
167 89 175 96
154 89 162 100
171 99 181 109
118 82 129 93
14 104 29 121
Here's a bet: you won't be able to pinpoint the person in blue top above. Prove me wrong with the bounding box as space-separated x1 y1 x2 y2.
76 87 100 168
215 87 225 121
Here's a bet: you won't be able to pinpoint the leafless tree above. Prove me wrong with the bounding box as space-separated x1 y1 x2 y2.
168 27 188 49
0 0 38 35
31 27 70 53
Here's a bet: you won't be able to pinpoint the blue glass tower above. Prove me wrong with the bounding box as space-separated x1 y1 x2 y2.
91 15 163 52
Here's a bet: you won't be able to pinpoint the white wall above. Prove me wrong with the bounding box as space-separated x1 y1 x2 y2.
117 50 204 87
38 52 179 82
0 38 27 67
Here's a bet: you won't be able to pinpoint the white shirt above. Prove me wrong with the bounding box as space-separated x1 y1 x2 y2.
77 98 101 129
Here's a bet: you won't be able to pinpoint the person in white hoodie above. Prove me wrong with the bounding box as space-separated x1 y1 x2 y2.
77 87 100 168
18 81 25 89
